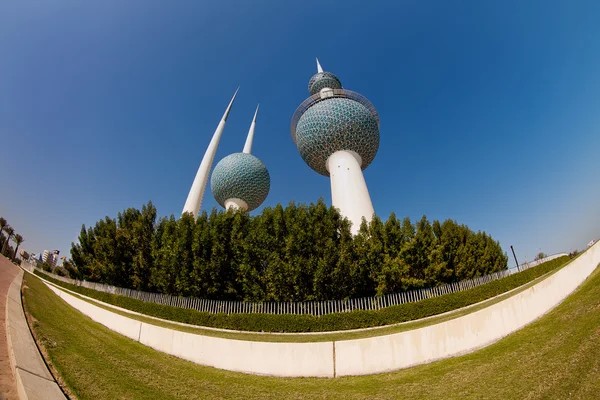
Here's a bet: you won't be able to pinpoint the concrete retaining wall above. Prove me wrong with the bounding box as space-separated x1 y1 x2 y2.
41 241 599 377
335 242 600 376
44 285 334 378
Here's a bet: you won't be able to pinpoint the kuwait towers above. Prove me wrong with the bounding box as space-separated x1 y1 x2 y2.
211 106 270 211
182 88 269 216
291 59 380 233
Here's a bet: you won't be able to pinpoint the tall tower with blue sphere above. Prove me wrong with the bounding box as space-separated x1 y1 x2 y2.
211 106 270 211
291 59 380 233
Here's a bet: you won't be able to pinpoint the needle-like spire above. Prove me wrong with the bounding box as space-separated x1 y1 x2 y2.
316 57 323 73
243 104 259 154
222 86 239 122
182 88 239 217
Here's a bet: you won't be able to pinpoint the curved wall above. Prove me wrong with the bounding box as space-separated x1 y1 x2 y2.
335 242 599 375
43 284 334 378
41 241 599 377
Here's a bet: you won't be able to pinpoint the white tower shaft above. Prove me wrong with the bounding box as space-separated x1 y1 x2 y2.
182 88 239 217
225 198 249 210
327 150 375 234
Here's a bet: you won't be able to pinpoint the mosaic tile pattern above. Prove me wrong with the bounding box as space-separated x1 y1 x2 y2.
295 97 379 176
308 72 342 95
211 153 270 211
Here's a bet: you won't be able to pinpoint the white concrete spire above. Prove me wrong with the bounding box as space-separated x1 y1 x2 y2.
316 57 323 73
182 87 239 217
243 104 259 154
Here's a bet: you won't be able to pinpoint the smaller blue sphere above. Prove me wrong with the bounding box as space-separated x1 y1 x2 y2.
308 72 342 95
211 153 270 211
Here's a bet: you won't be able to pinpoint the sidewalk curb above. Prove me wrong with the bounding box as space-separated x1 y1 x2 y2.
5 269 66 400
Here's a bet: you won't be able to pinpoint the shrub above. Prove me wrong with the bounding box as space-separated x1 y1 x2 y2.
42 261 53 272
569 249 579 258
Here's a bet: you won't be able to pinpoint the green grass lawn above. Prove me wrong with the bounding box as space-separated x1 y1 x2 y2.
22 262 600 399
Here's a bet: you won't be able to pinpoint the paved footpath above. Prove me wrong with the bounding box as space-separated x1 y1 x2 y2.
0 255 20 399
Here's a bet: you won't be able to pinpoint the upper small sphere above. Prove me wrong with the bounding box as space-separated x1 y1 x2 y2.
211 153 270 211
308 72 342 95
295 97 379 176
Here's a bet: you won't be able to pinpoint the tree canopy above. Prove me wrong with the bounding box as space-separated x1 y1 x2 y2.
69 201 507 301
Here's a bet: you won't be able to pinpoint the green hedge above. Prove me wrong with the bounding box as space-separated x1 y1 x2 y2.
34 256 569 333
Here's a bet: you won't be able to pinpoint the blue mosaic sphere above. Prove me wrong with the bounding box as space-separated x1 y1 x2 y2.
308 72 342 95
211 153 270 211
295 97 379 176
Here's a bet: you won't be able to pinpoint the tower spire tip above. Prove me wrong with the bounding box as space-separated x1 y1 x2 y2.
243 103 259 154
316 58 323 73
223 87 239 122
253 104 260 123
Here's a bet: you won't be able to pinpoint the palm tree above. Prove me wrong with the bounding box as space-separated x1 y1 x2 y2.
13 234 24 261
0 218 7 251
1 226 14 256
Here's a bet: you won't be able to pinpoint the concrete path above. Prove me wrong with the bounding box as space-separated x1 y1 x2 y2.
0 255 20 399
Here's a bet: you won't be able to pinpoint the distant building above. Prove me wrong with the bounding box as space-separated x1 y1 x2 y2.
42 249 60 268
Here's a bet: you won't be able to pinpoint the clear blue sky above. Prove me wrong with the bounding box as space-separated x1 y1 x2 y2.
1 0 599 266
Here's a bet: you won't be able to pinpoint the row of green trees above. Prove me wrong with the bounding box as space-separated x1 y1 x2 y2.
69 201 508 302
0 217 25 262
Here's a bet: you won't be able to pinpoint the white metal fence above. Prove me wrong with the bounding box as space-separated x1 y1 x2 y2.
24 253 568 316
